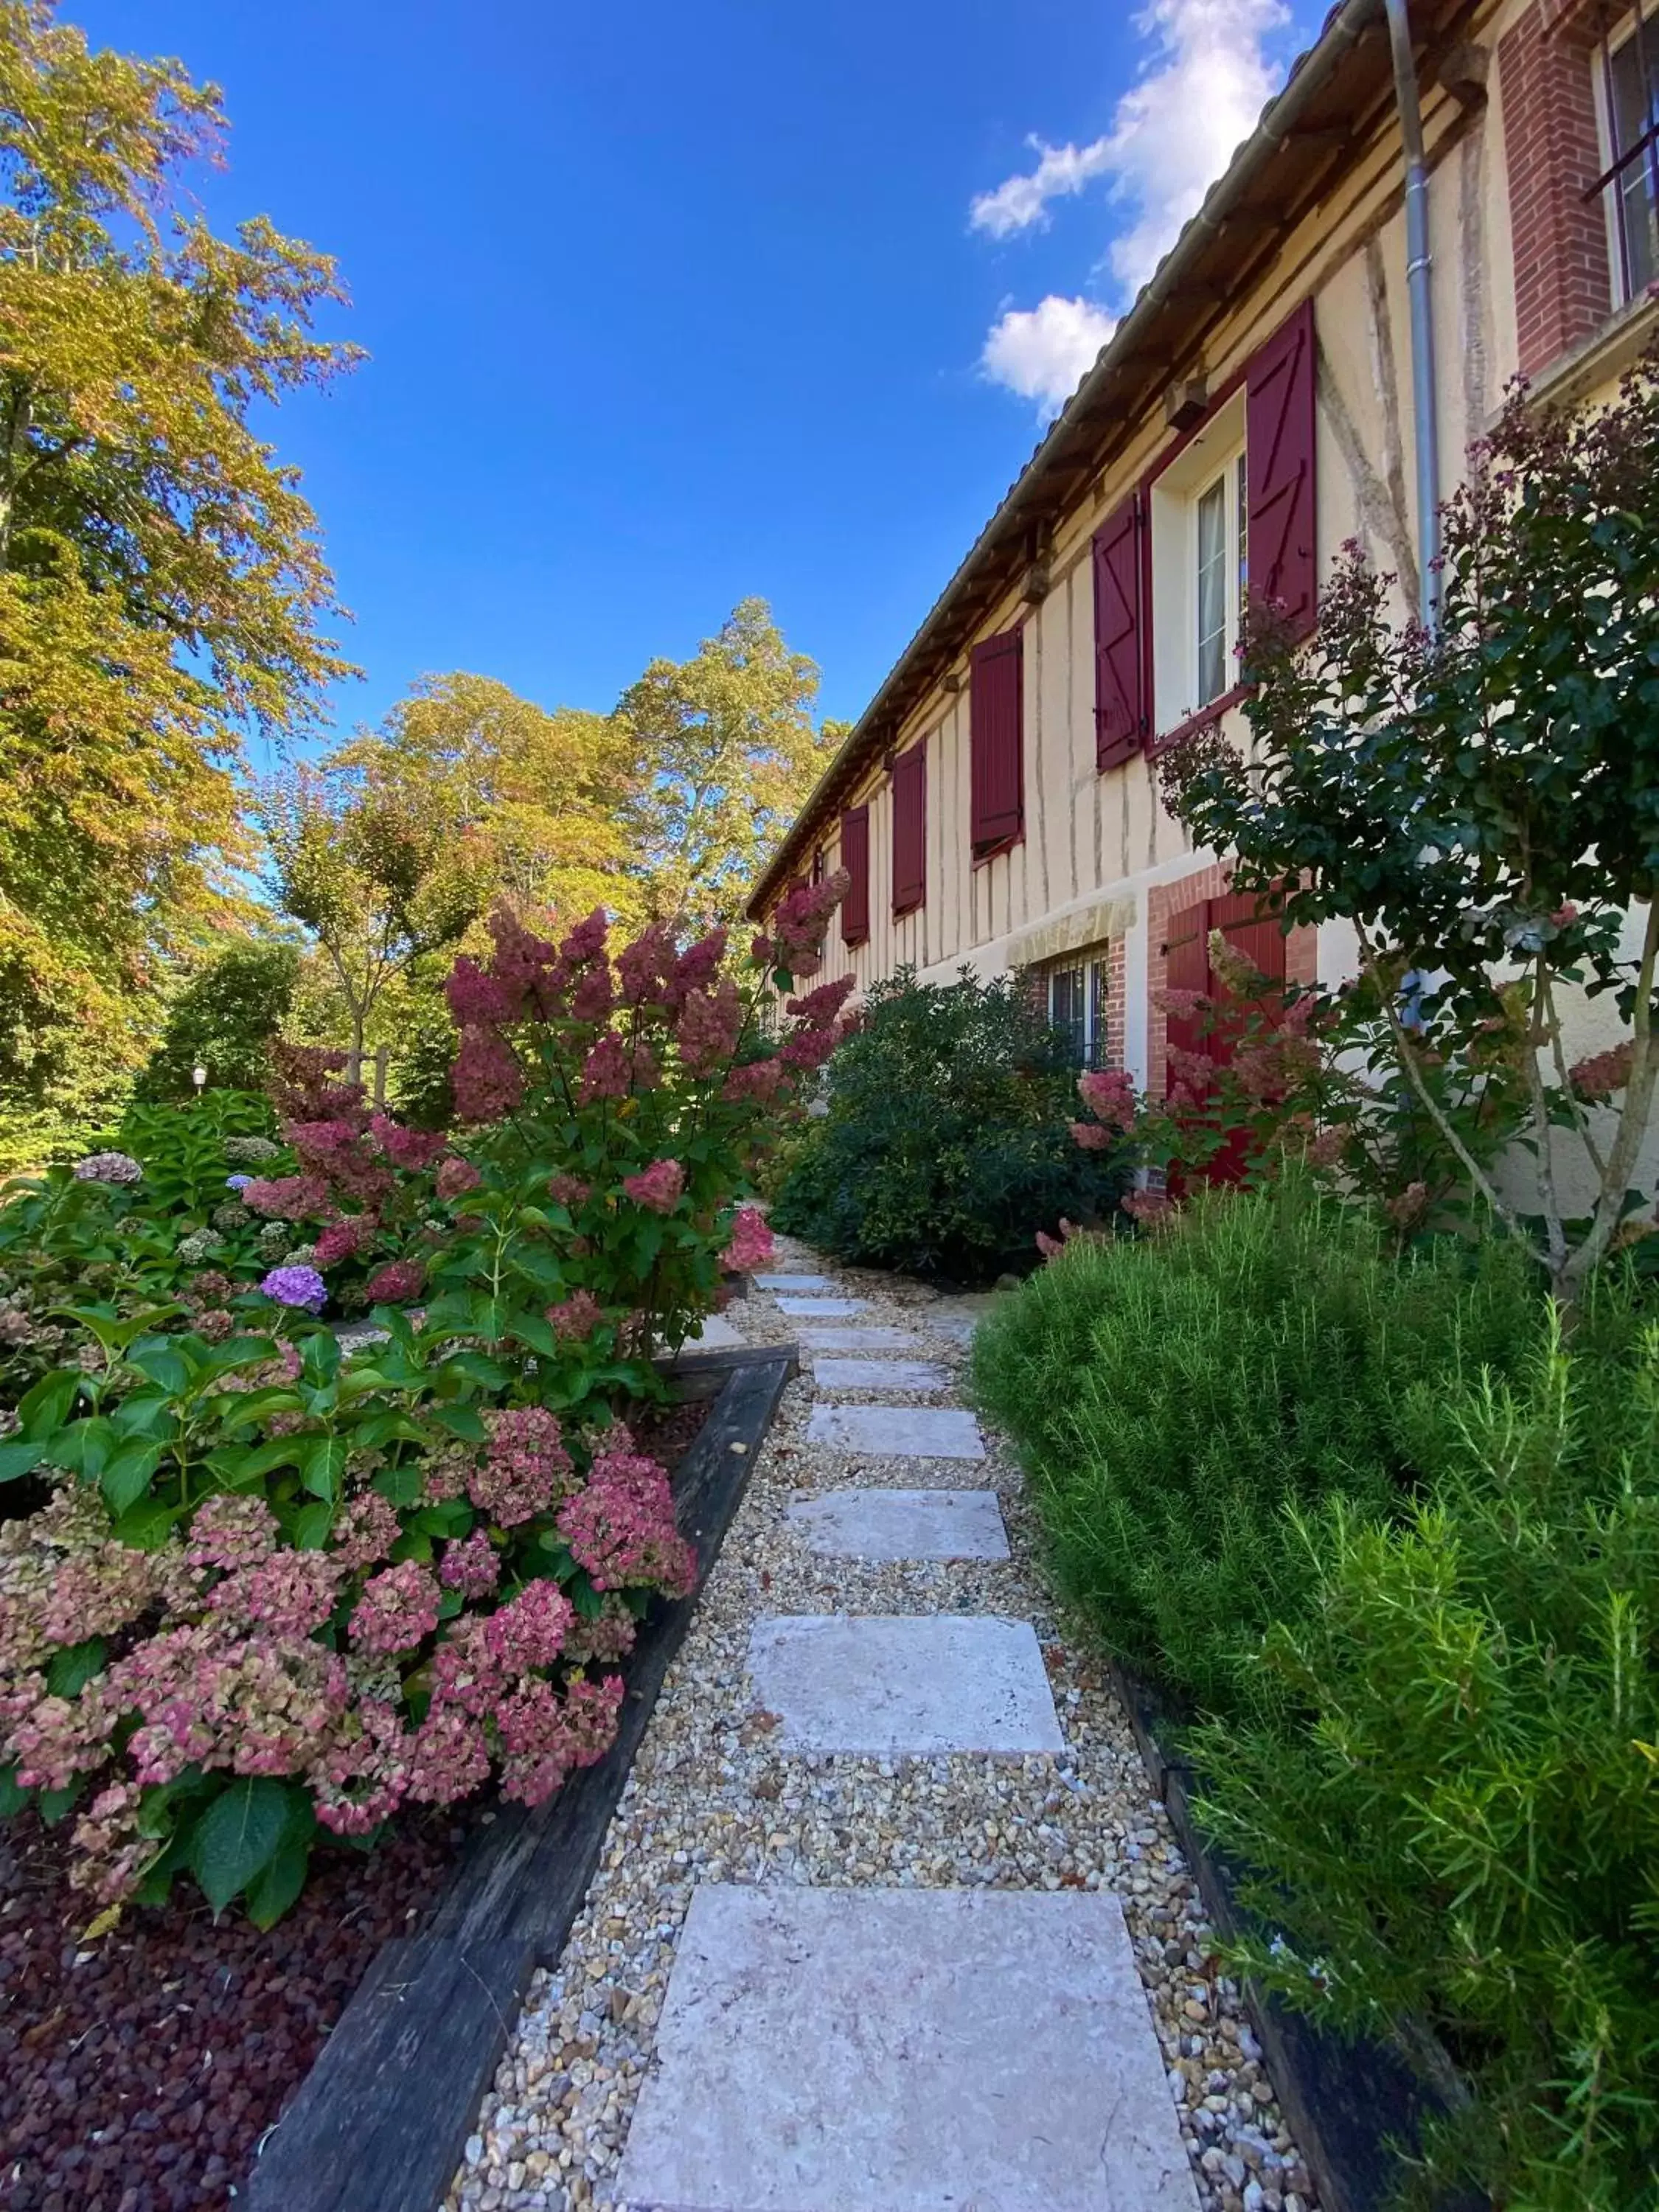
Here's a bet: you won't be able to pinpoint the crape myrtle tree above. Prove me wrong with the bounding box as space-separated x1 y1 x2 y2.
0 1 360 1116
1162 352 1659 1304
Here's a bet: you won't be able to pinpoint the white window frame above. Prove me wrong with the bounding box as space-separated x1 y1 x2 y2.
1593 4 1659 308
1149 389 1248 737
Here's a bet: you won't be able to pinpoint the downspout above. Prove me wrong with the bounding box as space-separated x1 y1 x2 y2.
1382 0 1443 631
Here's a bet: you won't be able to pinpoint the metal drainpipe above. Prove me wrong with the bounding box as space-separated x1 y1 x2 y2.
1383 0 1443 632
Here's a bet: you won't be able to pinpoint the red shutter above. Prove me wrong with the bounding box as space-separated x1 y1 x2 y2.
891 742 926 917
1163 901 1211 1096
1093 493 1145 771
839 804 870 945
1245 299 1318 641
970 628 1023 856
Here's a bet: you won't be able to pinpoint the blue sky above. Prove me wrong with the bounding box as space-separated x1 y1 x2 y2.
76 0 1312 751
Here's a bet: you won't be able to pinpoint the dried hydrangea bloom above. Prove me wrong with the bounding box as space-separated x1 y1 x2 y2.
72 1151 142 1185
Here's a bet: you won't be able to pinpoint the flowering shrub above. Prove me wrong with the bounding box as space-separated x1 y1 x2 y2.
0 1310 695 1920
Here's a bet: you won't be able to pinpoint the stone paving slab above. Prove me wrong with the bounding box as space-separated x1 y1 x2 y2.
747 1613 1064 1754
615 1883 1200 2212
810 1356 951 1394
682 1313 745 1349
785 1486 1009 1561
796 1324 918 1352
775 1295 869 1317
752 1272 832 1291
804 1402 985 1460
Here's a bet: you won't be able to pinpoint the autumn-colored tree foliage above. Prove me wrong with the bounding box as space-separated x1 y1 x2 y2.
0 1 358 1119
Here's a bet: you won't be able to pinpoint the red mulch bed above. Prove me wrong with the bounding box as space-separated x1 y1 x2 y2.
0 1391 713 2211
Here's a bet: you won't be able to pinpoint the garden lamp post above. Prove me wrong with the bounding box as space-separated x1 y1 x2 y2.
192 1064 207 1102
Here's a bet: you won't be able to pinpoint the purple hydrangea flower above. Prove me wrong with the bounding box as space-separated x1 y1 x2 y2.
72 1150 143 1185
260 1264 328 1314
225 1172 253 1192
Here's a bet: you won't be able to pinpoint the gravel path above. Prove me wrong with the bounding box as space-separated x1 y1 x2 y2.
444 1241 1320 2212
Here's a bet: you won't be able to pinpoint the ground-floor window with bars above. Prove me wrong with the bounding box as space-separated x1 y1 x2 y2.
1042 953 1113 1069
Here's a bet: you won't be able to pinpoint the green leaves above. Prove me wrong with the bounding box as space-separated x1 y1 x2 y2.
46 1639 107 1697
189 1778 311 1918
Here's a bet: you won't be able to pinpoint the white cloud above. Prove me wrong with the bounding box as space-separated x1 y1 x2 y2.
980 294 1117 419
975 1 1292 410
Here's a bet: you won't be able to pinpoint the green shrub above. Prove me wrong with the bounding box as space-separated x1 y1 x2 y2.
136 941 302 1102
970 1180 1537 1715
771 966 1129 1284
1191 1295 1659 2211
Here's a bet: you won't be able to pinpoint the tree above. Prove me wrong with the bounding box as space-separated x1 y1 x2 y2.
0 1 359 1117
616 598 841 928
262 769 493 1066
1162 353 1659 1303
327 671 644 929
136 937 302 1099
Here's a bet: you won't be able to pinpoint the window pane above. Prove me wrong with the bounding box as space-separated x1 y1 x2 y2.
1236 451 1249 611
1088 959 1110 1071
1049 965 1085 1065
1611 22 1659 296
1196 476 1228 706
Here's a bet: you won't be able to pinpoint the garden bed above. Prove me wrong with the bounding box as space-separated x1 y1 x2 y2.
0 1371 765 2212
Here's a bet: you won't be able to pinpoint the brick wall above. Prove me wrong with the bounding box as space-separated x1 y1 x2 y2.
1498 0 1615 379
1101 938 1127 1070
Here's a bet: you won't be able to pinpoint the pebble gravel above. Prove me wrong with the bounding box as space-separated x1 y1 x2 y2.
445 1239 1321 2212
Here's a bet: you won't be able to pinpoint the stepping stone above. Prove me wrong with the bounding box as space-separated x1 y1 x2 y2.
797 1324 917 1352
615 1884 1199 2212
753 1272 832 1291
931 1314 980 1346
804 1402 984 1460
776 1295 867 1317
682 1312 745 1349
811 1357 950 1394
786 1487 1009 1561
747 1614 1063 1754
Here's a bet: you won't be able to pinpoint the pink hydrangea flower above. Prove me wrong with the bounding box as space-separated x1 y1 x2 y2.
369 1114 450 1171
403 1703 491 1805
189 1493 280 1574
330 1490 403 1572
722 1059 789 1105
784 975 858 1025
671 927 727 1003
349 1562 442 1657
452 1026 525 1123
578 1032 631 1102
1077 1067 1136 1133
439 1529 500 1597
622 1158 684 1214
675 980 743 1076
546 1290 603 1340
571 962 614 1023
470 1406 576 1526
241 1174 330 1222
436 1155 482 1200
1069 1121 1114 1152
445 954 518 1029
556 1446 695 1596
209 1551 343 1639
364 1259 425 1304
482 1578 574 1671
314 1217 374 1267
718 1204 773 1273
310 1697 408 1836
548 1172 591 1208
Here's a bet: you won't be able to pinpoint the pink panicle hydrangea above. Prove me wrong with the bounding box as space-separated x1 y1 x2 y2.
616 923 677 1009
560 908 609 967
785 975 858 1027
241 1173 330 1222
718 1204 773 1274
452 1026 525 1124
369 1114 450 1172
483 1578 575 1671
1069 1121 1114 1152
672 928 727 1004
439 1529 500 1597
330 1490 403 1572
364 1259 425 1304
548 1172 591 1208
578 1032 631 1102
1154 986 1208 1019
313 1216 375 1267
349 1561 442 1658
445 954 518 1029
675 979 743 1076
721 1057 789 1106
403 1704 491 1806
189 1492 280 1574
556 1446 695 1596
570 961 614 1024
1121 1189 1176 1229
778 1026 836 1072
546 1289 603 1340
436 1155 482 1200
470 1406 576 1526
486 908 567 1019
622 1158 684 1214
209 1551 343 1640
753 870 849 980
1077 1067 1136 1134
1569 1041 1635 1102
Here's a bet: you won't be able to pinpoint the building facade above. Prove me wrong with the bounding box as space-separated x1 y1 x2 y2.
747 0 1658 1123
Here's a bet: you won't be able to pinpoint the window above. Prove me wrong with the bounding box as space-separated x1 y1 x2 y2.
839 804 869 946
1596 6 1659 304
969 628 1023 858
1043 953 1113 1069
1150 390 1247 732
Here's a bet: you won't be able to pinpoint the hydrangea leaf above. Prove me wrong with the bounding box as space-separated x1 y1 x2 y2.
189 1778 294 1913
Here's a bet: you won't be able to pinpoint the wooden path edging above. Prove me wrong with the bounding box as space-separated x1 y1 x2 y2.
246 1346 796 2212
1105 1655 1475 2212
